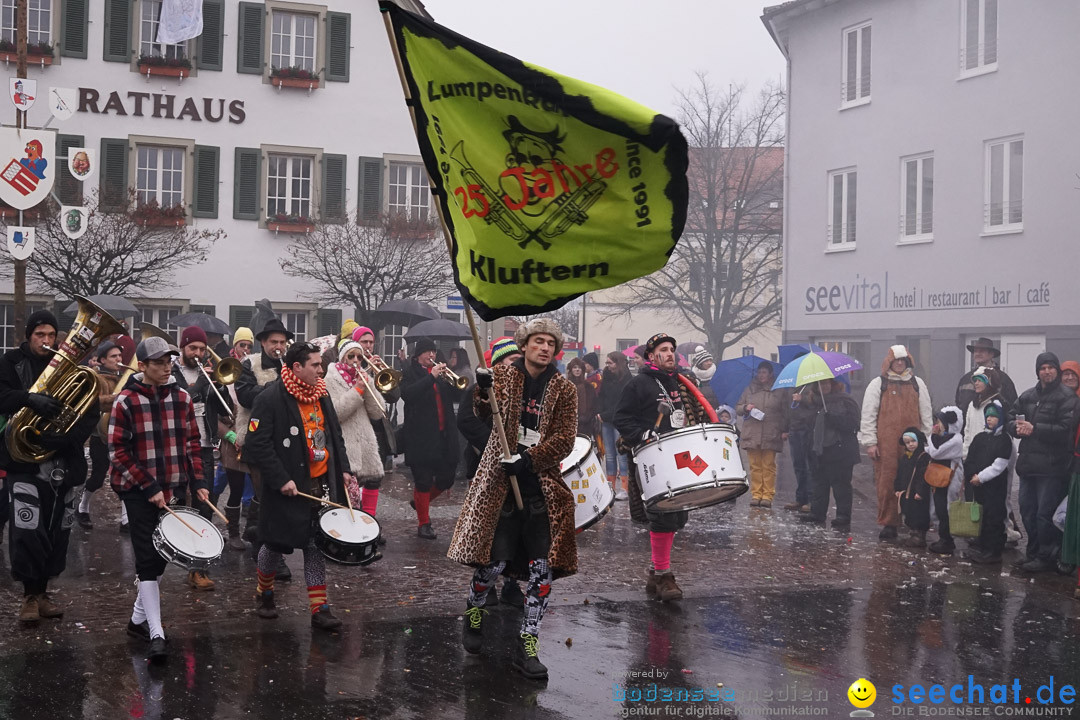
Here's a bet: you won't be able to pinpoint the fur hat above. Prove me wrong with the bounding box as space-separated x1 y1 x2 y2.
514 318 563 355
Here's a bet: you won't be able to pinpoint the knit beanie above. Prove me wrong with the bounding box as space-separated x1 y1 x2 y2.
489 336 519 366
352 326 375 343
690 346 713 369
339 319 359 341
25 309 58 339
583 352 600 370
179 325 208 348
412 337 437 357
338 338 361 357
984 401 1002 420
233 327 254 345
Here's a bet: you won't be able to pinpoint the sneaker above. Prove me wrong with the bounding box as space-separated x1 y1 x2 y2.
187 570 215 591
462 605 486 654
501 581 526 608
255 590 278 619
127 620 151 640
655 572 683 602
417 523 437 540
512 633 548 680
1056 561 1076 576
927 539 955 555
903 531 927 548
614 490 628 501
147 636 168 663
749 498 761 507
878 526 898 541
119 522 130 535
645 569 658 598
18 595 39 625
76 511 93 530
310 605 343 631
35 593 63 618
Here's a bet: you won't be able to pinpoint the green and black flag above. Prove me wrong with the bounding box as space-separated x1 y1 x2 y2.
380 2 688 321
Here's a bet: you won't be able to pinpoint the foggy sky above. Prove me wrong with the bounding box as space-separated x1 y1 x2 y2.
419 0 787 119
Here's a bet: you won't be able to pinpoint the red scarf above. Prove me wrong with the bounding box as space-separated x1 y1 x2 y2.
336 361 359 387
282 365 327 403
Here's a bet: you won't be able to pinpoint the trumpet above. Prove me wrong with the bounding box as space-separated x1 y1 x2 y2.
439 366 470 391
358 345 402 393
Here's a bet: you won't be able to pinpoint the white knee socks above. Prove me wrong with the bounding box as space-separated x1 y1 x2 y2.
135 580 164 639
78 489 93 514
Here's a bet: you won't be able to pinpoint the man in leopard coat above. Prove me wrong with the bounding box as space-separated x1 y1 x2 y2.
447 317 577 681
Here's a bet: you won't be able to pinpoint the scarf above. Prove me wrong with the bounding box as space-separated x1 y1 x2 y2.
336 361 359 387
282 365 327 403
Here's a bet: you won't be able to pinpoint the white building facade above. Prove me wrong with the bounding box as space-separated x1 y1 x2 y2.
0 0 441 351
763 0 1080 401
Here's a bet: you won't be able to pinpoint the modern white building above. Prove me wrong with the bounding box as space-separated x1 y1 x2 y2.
763 0 1080 401
0 0 445 354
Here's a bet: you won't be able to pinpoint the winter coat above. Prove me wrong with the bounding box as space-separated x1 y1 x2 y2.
965 426 1011 486
894 438 930 499
927 406 965 499
962 392 1005 457
810 390 861 466
400 358 462 469
597 369 630 424
244 380 350 550
567 369 598 436
324 362 385 481
788 390 819 433
956 365 1017 414
1007 353 1079 478
171 362 230 447
234 352 282 447
735 377 789 452
457 381 490 479
447 361 578 579
614 365 712 446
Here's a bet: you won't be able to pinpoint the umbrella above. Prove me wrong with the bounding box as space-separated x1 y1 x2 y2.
777 342 823 366
676 341 708 359
168 312 231 336
621 345 641 358
309 334 338 353
65 294 138 318
709 355 783 409
771 351 862 405
371 299 441 328
404 318 471 340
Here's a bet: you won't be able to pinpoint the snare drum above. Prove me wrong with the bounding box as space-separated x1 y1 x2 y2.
559 435 615 532
632 423 748 512
152 508 224 571
315 508 382 565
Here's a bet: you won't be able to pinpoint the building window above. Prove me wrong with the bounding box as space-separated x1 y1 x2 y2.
900 154 934 241
266 153 313 220
271 10 317 73
0 302 46 351
960 0 997 74
985 137 1022 231
277 311 307 342
137 306 182 343
742 346 755 357
381 324 406 368
136 145 184 210
1 0 50 48
615 338 638 353
139 0 187 61
841 22 871 107
387 162 430 221
827 168 857 247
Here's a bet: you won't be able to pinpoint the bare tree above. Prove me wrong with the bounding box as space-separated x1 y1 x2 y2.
279 214 454 326
511 303 580 341
614 75 785 357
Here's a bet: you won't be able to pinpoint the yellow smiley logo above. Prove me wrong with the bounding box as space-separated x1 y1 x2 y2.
848 678 876 709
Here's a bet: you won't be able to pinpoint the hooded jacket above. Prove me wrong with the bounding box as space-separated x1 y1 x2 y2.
927 405 965 498
894 427 930 498
858 345 933 447
1007 351 1079 477
962 367 1007 456
734 373 789 452
965 400 1011 486
1060 360 1080 399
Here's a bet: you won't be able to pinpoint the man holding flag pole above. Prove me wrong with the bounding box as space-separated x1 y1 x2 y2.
379 0 688 680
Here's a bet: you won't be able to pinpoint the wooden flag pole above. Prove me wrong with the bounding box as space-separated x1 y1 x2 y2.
381 10 524 510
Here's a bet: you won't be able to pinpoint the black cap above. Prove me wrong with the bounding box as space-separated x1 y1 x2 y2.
644 332 676 357
25 309 58 339
255 318 294 342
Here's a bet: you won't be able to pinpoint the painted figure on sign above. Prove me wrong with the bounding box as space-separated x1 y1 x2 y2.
20 140 46 180
12 80 34 108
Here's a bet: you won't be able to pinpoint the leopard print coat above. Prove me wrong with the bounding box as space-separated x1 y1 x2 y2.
446 362 579 579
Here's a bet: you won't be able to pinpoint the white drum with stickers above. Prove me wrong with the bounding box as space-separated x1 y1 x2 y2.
632 423 748 512
152 508 224 571
559 435 614 532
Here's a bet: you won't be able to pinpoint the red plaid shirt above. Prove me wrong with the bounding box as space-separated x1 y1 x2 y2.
109 376 204 500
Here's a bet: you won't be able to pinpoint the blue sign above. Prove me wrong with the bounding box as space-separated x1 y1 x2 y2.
447 295 464 310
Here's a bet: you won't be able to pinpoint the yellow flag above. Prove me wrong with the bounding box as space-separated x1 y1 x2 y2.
381 2 688 320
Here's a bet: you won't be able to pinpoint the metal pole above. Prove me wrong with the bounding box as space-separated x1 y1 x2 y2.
12 0 28 335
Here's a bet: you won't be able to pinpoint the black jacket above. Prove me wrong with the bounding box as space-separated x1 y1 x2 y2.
457 382 490 479
895 450 930 498
0 343 95 480
245 381 351 550
235 352 282 409
965 429 1011 485
812 391 861 466
1007 368 1078 477
597 369 630 424
171 362 230 446
614 365 698 445
400 358 462 468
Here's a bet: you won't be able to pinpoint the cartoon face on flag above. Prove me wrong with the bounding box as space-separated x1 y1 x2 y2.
6 226 34 260
61 206 88 240
48 87 76 121
0 127 55 210
9 78 36 111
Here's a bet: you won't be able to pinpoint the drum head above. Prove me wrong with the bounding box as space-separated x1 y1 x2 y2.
650 481 749 513
319 508 380 543
159 509 223 559
559 436 593 472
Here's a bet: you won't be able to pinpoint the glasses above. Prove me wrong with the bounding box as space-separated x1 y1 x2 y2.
235 342 252 349
301 342 318 352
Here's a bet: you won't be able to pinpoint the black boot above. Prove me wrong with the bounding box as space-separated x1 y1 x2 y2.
243 499 260 543
512 633 548 680
501 580 525 608
225 504 246 551
255 590 278 619
462 605 486 654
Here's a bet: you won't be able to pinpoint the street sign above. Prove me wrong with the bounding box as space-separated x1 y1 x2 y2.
0 127 56 210
447 295 464 310
7 226 34 260
48 87 76 121
9 78 36 111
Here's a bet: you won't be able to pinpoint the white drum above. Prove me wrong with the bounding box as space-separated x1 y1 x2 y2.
315 508 382 565
560 435 614 532
632 423 748 512
152 508 224 571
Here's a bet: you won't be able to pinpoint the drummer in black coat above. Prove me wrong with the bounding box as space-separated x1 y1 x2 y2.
244 341 356 631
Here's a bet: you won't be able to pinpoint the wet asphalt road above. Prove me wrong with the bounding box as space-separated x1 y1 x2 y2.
0 459 1078 719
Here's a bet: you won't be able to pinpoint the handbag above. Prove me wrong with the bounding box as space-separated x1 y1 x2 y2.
924 461 953 489
948 499 982 537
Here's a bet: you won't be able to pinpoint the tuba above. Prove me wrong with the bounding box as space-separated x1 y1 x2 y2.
7 296 125 464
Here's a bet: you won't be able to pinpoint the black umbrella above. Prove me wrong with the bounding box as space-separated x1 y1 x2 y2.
65 294 138 318
371 299 441 327
168 312 232 336
404 318 471 340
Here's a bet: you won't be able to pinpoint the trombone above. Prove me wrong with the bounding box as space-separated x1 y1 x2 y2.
358 345 402 393
140 322 239 417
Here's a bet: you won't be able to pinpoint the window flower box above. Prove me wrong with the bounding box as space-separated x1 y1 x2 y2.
130 201 186 227
270 66 319 90
267 220 315 233
136 55 192 79
140 215 186 227
0 41 53 66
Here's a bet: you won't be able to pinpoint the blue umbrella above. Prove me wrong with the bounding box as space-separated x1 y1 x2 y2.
709 355 783 409
778 342 823 366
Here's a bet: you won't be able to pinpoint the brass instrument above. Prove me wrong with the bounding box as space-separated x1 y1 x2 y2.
358 345 402 393
97 356 138 438
440 367 470 391
7 296 125 463
141 322 235 417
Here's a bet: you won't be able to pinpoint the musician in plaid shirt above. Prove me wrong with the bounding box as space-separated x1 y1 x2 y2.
109 336 206 662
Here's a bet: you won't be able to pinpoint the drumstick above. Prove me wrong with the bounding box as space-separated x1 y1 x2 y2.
201 497 229 524
164 505 203 536
294 490 349 511
343 480 356 522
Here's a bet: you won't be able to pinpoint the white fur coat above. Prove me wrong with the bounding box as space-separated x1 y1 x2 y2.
324 362 385 481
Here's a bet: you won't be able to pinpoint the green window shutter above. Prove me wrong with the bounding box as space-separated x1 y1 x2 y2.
61 0 89 58
102 0 132 63
192 145 220 218
317 309 342 338
325 12 350 82
237 2 265 75
197 0 225 71
189 304 216 316
357 156 383 225
99 137 130 212
229 305 255 331
233 147 262 221
56 134 85 205
321 154 346 223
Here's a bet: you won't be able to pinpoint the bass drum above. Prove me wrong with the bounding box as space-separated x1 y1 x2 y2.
560 435 614 532
632 423 748 512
